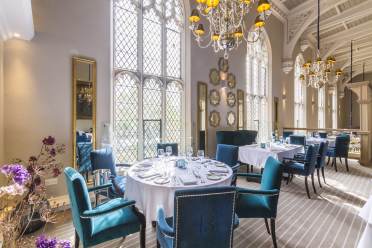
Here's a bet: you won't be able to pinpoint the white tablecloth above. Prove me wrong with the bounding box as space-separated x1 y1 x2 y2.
306 137 336 147
124 158 232 223
358 195 372 248
238 144 303 167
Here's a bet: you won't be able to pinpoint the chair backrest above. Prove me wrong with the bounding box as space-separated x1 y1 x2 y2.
335 135 350 157
303 145 319 174
216 144 239 168
216 130 258 146
173 187 237 248
319 132 327 138
64 167 92 240
317 141 328 168
283 131 294 139
90 147 116 176
157 143 178 156
289 135 306 146
77 142 93 174
260 157 282 215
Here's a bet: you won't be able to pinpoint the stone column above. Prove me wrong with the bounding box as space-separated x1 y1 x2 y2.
347 81 372 166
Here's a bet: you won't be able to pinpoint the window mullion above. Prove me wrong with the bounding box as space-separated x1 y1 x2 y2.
138 0 144 161
161 4 167 143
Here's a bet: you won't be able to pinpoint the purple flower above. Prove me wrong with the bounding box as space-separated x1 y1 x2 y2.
1 164 30 185
43 136 56 146
29 156 37 162
50 148 56 157
58 240 72 248
35 235 71 248
52 168 61 177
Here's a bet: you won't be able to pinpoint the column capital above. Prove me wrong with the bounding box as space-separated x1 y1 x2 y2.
282 59 294 74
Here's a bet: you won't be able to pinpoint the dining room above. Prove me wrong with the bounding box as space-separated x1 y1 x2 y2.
0 0 372 247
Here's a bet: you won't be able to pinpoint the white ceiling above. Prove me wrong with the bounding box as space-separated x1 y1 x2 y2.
272 0 372 78
0 0 34 41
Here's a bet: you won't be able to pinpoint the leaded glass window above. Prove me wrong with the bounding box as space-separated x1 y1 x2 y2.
246 35 270 142
332 90 337 129
318 87 325 128
113 0 185 164
294 54 306 128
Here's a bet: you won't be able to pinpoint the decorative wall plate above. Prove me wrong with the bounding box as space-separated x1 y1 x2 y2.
226 111 236 127
227 73 236 89
209 89 221 106
226 92 236 107
209 111 221 127
218 57 229 72
209 69 220 85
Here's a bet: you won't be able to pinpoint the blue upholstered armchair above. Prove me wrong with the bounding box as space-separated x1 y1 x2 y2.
64 167 145 248
327 135 350 172
157 143 178 156
316 142 328 187
216 144 240 186
283 131 294 139
90 147 126 201
319 132 328 138
156 187 237 248
77 142 93 180
283 145 319 199
289 135 306 146
235 157 282 248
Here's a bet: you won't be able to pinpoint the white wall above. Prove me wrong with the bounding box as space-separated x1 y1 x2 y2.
3 0 111 196
0 42 4 165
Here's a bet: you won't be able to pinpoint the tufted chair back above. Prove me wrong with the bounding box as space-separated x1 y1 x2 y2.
289 135 306 146
90 147 117 176
283 131 294 139
335 135 350 158
216 144 239 167
77 142 93 174
173 187 237 248
64 167 92 241
319 132 327 138
304 145 319 175
316 142 328 169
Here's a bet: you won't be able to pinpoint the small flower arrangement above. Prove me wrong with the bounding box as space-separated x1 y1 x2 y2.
0 136 66 247
35 235 71 248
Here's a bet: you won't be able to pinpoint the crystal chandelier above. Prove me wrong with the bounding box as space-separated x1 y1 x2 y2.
189 0 272 59
300 0 342 89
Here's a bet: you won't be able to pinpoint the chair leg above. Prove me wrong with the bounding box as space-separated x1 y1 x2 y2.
321 167 326 184
260 167 264 174
327 156 330 165
157 240 161 248
305 176 311 199
286 173 290 185
139 216 146 248
264 218 271 234
339 157 343 165
316 168 322 188
333 158 338 172
270 218 278 248
290 174 294 182
345 158 349 172
74 230 79 248
311 173 317 194
251 165 253 173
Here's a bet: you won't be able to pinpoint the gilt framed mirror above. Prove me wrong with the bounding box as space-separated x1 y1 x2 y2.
72 56 97 178
197 82 208 154
237 89 245 130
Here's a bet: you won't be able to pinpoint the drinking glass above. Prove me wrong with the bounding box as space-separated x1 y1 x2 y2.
158 149 165 159
186 146 193 159
197 150 204 161
165 146 173 157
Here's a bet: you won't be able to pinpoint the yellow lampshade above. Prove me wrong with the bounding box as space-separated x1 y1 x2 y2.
316 57 322 64
299 74 305 81
212 33 220 41
196 0 207 4
189 9 200 23
195 24 205 36
206 0 219 8
234 27 243 39
327 56 336 64
254 15 265 28
324 68 331 74
336 69 342 76
257 0 271 13
309 71 315 77
204 7 212 14
240 0 251 4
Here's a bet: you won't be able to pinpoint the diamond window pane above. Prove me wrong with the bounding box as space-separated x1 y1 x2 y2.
143 9 162 76
143 120 161 158
113 0 138 71
166 21 181 78
165 81 183 151
113 73 139 164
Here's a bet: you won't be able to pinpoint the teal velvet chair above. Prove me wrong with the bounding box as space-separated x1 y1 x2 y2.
235 157 283 248
156 186 237 248
216 144 240 186
64 167 146 248
327 134 350 172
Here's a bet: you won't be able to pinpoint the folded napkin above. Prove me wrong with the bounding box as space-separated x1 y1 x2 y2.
137 171 159 179
179 174 197 185
138 162 153 167
209 168 229 173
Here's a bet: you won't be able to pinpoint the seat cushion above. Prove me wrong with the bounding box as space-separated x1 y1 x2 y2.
112 176 126 196
90 206 141 246
236 194 272 218
284 162 308 176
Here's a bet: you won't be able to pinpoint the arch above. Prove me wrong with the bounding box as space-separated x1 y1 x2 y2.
294 53 307 128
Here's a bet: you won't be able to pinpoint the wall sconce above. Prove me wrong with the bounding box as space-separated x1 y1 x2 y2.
282 93 286 100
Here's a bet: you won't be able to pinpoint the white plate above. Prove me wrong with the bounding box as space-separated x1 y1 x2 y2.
207 174 221 181
154 177 170 185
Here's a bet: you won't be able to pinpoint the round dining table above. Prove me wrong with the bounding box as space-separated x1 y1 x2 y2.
124 157 233 223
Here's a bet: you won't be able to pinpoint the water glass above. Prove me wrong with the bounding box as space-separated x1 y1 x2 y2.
197 150 204 161
158 149 165 159
186 146 193 159
166 146 173 157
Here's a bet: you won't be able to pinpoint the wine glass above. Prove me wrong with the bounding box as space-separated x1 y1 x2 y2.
158 149 165 159
165 146 173 157
186 146 193 159
197 150 204 161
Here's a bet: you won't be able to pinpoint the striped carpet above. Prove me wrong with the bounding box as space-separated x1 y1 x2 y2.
23 159 372 248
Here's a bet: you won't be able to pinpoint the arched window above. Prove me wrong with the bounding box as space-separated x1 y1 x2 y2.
294 54 306 128
113 0 185 163
318 87 325 128
246 34 271 142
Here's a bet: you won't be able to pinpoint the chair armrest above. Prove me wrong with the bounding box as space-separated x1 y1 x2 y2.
88 183 112 192
157 208 175 237
237 188 279 197
231 163 241 171
283 157 306 163
236 173 262 179
81 198 136 218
